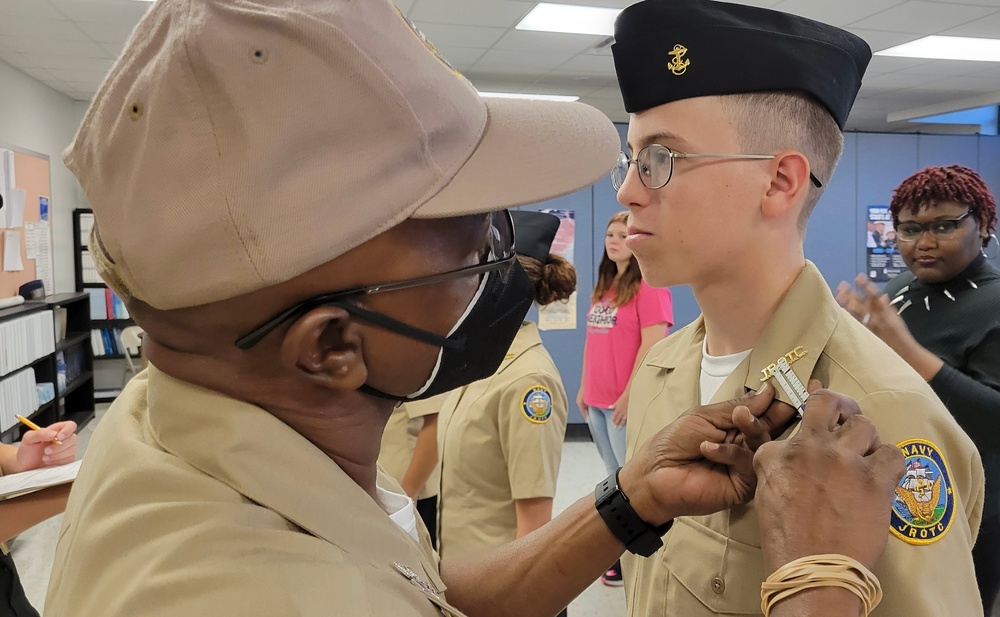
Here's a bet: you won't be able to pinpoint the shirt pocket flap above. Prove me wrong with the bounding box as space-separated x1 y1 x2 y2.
663 517 766 615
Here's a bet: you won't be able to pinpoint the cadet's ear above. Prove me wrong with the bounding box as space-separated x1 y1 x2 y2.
762 150 811 220
280 306 368 391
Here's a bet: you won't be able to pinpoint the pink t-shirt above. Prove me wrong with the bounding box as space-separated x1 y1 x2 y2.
584 281 673 408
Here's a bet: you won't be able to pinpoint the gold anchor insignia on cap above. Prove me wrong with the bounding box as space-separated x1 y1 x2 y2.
393 562 442 600
667 44 690 75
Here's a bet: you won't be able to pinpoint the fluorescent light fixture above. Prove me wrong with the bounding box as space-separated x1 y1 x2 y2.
479 91 580 102
516 3 621 37
876 35 1000 62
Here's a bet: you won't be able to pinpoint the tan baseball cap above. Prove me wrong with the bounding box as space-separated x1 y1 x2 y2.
68 0 619 310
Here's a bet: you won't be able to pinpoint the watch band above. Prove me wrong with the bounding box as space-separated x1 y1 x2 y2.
594 468 673 558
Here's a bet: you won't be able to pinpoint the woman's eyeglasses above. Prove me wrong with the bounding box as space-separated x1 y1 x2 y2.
895 210 973 243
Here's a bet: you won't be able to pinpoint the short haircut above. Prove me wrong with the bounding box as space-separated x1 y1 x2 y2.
720 91 843 230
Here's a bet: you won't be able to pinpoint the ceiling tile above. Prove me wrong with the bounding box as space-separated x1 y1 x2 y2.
393 0 415 16
848 1 998 33
0 17 89 41
940 10 1000 35
473 49 575 74
433 45 488 70
47 0 150 24
0 36 110 58
99 42 125 57
410 0 534 28
863 72 928 89
45 67 109 83
15 66 56 83
0 0 63 19
491 30 606 56
865 55 936 74
22 54 116 72
772 0 908 27
556 52 616 75
892 58 998 76
931 0 1000 5
410 22 507 48
846 28 922 53
74 20 136 45
509 0 634 8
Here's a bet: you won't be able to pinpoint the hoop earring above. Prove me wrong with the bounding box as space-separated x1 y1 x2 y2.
983 234 1000 260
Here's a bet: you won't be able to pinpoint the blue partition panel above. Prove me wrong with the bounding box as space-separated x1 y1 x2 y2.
806 133 859 290
918 134 980 170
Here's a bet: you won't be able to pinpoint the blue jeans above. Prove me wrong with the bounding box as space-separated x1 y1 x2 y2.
586 407 627 476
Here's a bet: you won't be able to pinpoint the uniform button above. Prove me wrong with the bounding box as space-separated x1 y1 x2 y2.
711 577 725 594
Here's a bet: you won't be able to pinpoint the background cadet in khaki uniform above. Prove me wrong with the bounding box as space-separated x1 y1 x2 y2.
608 1 986 615
380 395 446 546
437 211 572 562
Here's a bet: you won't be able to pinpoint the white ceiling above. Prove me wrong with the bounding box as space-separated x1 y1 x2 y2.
2 0 1000 132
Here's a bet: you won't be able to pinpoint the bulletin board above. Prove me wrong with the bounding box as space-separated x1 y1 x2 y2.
0 146 53 299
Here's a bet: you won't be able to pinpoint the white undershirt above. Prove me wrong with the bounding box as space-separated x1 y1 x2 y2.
377 486 419 541
700 340 753 405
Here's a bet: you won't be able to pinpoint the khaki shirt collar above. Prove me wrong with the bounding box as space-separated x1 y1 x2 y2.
645 261 841 407
497 322 543 372
144 365 446 589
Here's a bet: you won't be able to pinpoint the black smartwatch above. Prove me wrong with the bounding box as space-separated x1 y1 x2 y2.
595 468 674 558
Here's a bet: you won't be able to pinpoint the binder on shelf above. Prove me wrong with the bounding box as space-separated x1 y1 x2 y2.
0 310 55 377
85 289 106 320
0 368 39 433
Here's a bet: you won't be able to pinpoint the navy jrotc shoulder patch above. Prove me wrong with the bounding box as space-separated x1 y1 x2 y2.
521 386 553 424
891 439 955 546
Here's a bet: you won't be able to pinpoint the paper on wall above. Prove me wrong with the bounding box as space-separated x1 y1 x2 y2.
0 149 9 228
34 222 54 294
3 230 23 271
24 223 37 259
8 188 26 229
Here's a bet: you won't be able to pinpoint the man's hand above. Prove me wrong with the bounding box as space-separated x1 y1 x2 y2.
754 387 905 573
620 382 797 526
14 421 78 473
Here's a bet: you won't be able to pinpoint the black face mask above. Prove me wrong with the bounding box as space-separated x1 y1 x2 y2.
357 260 534 401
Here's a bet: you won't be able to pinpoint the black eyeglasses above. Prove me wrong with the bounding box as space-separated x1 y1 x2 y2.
611 144 824 191
234 209 515 349
895 210 973 243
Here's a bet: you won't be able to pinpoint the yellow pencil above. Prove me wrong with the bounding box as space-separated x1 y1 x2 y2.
15 415 63 445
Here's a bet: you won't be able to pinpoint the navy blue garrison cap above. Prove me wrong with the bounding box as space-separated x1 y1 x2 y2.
511 210 560 264
612 0 872 130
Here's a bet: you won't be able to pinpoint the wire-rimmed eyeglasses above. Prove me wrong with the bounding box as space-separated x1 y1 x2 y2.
611 144 824 191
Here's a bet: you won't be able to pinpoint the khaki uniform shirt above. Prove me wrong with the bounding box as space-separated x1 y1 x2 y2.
379 396 445 500
623 262 985 617
45 365 469 617
437 322 568 560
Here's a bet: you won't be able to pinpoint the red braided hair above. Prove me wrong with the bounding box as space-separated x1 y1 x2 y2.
890 165 997 247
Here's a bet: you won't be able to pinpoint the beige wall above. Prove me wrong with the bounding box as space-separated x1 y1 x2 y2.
0 58 88 296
